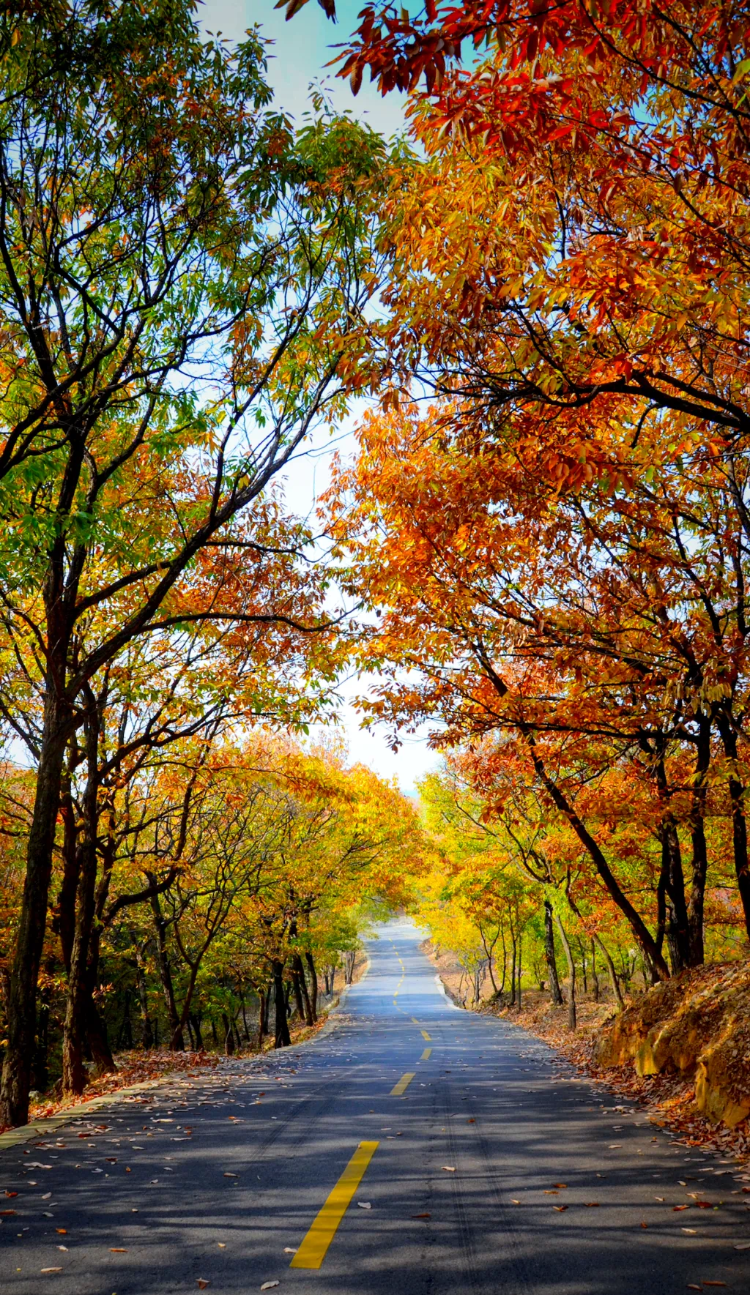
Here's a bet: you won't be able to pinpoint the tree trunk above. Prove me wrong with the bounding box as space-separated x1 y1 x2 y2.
86 998 115 1074
83 821 116 1075
659 817 691 972
0 696 71 1127
596 935 625 1011
257 990 266 1050
273 960 291 1048
56 772 79 975
223 1012 235 1055
33 960 55 1093
344 950 356 985
133 936 154 1049
293 955 314 1027
62 702 100 1096
544 900 563 1005
149 892 184 1051
590 939 600 1001
524 732 670 978
239 992 250 1041
555 913 577 1031
516 931 522 1010
291 968 305 1022
686 717 710 965
305 951 318 1021
717 715 750 940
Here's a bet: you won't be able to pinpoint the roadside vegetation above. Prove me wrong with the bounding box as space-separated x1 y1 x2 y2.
3 0 750 1140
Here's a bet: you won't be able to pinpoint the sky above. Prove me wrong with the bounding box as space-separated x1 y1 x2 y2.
198 2 439 794
200 0 406 135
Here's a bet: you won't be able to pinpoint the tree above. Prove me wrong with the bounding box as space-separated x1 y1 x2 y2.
327 387 750 977
0 1 388 1125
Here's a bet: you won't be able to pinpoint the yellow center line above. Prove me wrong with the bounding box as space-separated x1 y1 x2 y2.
390 1071 415 1096
420 1030 432 1041
290 1141 380 1270
411 1016 419 1024
421 1047 432 1060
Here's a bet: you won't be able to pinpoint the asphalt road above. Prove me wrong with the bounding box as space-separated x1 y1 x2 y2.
2 918 749 1295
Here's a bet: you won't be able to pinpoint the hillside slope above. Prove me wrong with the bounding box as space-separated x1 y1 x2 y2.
595 962 750 1129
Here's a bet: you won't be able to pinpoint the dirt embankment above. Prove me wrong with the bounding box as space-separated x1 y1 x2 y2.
594 962 750 1129
422 940 750 1163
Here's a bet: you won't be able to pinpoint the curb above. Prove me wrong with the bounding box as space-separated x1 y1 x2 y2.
0 1077 169 1150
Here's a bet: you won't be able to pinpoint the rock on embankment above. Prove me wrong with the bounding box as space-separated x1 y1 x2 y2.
594 962 750 1128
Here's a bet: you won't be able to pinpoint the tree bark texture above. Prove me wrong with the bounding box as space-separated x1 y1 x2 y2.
544 899 564 1005
0 696 71 1126
273 961 291 1048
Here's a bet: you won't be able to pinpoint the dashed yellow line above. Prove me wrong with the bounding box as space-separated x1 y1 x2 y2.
421 1047 432 1060
421 1030 432 1041
390 1072 415 1096
290 1141 380 1270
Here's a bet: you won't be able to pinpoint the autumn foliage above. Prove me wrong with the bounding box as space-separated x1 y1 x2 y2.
321 1 750 998
3 0 750 1130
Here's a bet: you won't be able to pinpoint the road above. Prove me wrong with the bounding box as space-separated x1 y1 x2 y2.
1 918 749 1294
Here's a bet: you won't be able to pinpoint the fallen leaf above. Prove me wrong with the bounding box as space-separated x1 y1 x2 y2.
686 1286 702 1291
673 1205 689 1211
40 1269 62 1274
441 1166 455 1172
695 1202 713 1209
110 1248 127 1253
640 1222 648 1229
467 1118 475 1123
734 1242 750 1251
553 1205 568 1212
223 1173 237 1178
411 1213 431 1219
55 1229 67 1235
1 1210 17 1216
655 1196 665 1202
543 1191 559 1196
511 1199 521 1205
197 1282 210 1291
552 1184 567 1189
681 1228 698 1234
702 1284 727 1288
4 1191 17 1198
260 1285 279 1291
283 1247 296 1253
218 1243 226 1249
608 1144 622 1149
584 1203 600 1207
357 1201 371 1209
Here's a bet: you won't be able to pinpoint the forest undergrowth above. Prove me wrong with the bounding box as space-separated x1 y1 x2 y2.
5 954 369 1136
